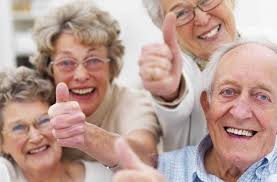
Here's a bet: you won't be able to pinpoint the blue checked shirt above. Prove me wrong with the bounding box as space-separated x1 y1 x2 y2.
158 135 277 182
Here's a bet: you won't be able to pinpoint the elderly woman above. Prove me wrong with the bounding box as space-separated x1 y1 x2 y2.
32 0 160 168
139 0 238 151
0 67 112 181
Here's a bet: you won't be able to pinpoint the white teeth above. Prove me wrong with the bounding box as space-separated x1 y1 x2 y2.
29 146 47 154
71 88 95 95
226 127 254 137
199 25 220 39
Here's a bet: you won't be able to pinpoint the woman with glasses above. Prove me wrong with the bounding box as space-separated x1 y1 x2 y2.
31 0 160 169
139 0 238 151
0 67 112 181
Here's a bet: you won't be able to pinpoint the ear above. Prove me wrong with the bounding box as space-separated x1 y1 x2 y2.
200 91 210 114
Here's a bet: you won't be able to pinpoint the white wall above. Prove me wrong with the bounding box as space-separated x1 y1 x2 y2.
0 0 15 68
1 0 277 83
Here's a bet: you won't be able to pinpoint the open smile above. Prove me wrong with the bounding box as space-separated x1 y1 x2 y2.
198 24 221 40
70 87 95 96
224 127 257 138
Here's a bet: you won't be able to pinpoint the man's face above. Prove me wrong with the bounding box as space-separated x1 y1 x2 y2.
202 43 277 167
161 0 236 59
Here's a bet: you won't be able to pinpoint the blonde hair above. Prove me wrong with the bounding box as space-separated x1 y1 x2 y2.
32 0 124 81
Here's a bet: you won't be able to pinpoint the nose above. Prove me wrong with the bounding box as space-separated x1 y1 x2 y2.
28 127 43 143
229 97 253 120
193 8 211 26
73 64 90 82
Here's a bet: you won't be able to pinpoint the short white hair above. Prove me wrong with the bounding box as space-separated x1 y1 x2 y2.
203 37 277 97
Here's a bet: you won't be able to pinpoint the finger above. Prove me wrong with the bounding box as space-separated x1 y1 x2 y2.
56 82 70 103
115 138 146 170
48 101 80 117
50 112 85 129
56 135 84 148
140 67 169 82
53 123 85 139
113 170 150 182
139 56 172 72
162 12 182 75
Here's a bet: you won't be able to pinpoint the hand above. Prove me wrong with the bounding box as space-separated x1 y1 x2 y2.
112 138 167 182
48 82 86 149
139 13 183 101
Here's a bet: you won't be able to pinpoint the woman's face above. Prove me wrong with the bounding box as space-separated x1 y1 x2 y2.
1 100 62 172
52 32 111 116
161 0 236 59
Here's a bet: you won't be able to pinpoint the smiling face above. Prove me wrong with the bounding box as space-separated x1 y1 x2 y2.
161 0 236 59
202 43 277 168
52 32 111 116
1 100 62 172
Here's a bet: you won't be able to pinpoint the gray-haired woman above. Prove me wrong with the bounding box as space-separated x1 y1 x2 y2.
0 67 112 182
32 0 160 168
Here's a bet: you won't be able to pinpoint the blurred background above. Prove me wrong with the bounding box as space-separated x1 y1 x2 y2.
1 0 277 85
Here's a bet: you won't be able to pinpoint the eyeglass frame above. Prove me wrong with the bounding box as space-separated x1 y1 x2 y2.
169 0 224 27
49 56 111 74
1 114 52 138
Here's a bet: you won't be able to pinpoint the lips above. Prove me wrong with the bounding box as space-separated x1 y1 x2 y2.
224 127 257 137
27 145 49 155
198 24 221 40
70 87 95 95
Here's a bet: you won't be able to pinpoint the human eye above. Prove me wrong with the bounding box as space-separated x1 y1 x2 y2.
174 8 191 19
11 123 27 134
37 115 50 128
255 92 271 103
56 59 76 71
219 87 236 97
198 0 212 7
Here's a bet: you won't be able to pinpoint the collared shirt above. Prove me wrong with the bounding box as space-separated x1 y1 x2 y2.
158 135 277 182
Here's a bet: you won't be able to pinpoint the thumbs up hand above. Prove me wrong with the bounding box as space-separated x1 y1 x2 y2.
112 138 167 182
139 13 183 101
48 82 86 150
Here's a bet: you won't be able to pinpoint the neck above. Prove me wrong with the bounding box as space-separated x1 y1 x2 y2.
22 160 81 182
205 148 246 182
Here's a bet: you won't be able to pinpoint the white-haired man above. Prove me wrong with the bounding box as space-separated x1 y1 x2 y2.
113 39 277 182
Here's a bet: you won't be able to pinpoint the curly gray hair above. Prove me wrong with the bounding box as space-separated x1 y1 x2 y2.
32 0 124 82
0 66 54 159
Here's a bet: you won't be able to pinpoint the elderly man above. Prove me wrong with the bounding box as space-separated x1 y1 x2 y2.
113 39 277 182
139 0 238 151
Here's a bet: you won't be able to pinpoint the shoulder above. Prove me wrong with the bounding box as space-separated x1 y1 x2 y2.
158 146 197 181
81 160 112 182
112 81 152 101
0 157 19 182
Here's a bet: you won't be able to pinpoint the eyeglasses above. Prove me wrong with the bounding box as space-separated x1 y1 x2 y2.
170 0 224 26
2 114 51 138
50 56 110 73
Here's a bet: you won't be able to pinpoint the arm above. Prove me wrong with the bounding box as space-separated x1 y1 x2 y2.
48 83 159 167
80 124 157 167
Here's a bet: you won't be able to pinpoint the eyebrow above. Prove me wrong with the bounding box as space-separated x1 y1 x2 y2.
214 80 273 93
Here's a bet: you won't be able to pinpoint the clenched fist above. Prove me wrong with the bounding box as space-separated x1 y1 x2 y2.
139 13 183 101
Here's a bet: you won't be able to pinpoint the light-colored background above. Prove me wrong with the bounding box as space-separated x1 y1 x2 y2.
1 0 277 85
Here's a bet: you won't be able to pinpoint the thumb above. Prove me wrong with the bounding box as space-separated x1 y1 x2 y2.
56 82 70 103
162 12 182 74
115 138 146 170
162 12 180 59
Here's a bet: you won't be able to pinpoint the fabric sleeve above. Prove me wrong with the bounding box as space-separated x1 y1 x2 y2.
114 86 161 141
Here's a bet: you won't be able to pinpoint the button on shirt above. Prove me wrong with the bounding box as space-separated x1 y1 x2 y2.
158 135 277 182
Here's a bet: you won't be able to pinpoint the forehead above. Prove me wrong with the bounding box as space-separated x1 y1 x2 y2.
213 43 277 88
2 101 49 125
161 0 194 11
